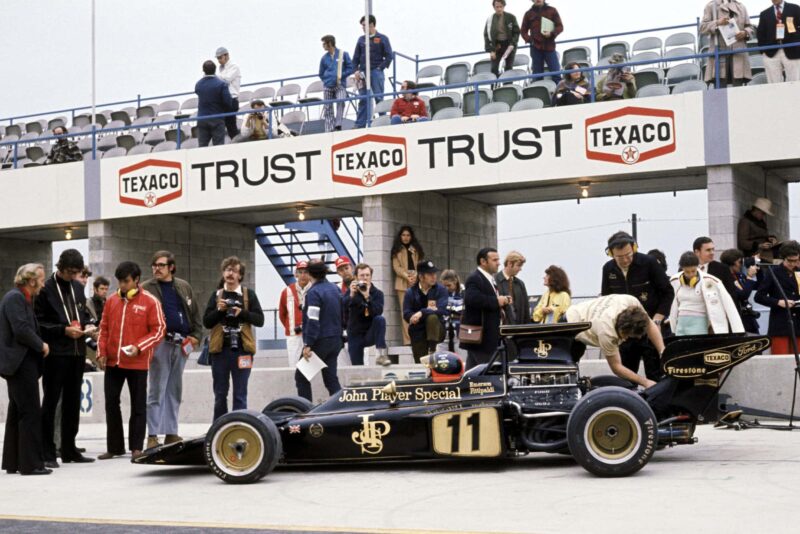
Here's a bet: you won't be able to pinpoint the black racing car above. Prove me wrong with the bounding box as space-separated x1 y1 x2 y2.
133 322 770 483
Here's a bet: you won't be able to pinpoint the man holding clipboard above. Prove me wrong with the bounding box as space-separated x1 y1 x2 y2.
700 0 755 87
520 0 563 83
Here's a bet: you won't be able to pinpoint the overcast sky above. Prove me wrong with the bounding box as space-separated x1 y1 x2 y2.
22 1 797 305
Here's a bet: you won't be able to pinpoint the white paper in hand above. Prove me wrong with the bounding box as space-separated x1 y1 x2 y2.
296 352 327 381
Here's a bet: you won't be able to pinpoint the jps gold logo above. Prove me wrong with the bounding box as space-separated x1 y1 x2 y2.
534 340 552 358
704 351 731 365
351 414 391 455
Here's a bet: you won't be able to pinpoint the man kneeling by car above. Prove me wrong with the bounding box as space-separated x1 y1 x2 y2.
566 294 665 389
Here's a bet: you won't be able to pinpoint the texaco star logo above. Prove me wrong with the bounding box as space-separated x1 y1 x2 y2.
621 145 640 165
361 170 377 187
144 192 157 208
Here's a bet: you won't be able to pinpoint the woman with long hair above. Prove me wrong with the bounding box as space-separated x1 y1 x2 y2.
553 62 590 106
391 226 425 345
533 265 571 324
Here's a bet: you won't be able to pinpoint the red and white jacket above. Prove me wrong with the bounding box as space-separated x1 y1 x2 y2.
278 283 308 336
98 287 166 370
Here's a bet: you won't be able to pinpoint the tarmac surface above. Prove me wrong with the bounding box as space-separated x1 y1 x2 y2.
1 421 799 534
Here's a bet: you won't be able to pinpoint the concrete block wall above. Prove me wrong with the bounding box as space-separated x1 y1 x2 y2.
88 215 255 303
0 237 52 295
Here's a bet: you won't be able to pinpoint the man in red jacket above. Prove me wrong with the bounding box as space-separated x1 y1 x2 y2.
96 261 165 460
390 81 429 125
278 261 310 367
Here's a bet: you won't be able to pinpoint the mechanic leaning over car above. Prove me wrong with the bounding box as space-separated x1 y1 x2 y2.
566 294 666 389
600 231 673 381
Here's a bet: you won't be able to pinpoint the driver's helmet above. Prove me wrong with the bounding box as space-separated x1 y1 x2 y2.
422 351 465 383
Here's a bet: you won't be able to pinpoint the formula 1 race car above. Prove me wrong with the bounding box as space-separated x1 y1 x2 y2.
133 323 770 483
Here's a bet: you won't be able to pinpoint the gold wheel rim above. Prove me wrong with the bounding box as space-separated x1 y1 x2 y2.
211 422 264 476
585 408 640 463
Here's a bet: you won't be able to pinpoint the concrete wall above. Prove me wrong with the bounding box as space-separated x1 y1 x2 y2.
707 164 790 251
0 237 52 295
88 215 255 302
362 193 497 345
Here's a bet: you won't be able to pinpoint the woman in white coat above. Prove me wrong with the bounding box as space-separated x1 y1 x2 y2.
669 252 744 336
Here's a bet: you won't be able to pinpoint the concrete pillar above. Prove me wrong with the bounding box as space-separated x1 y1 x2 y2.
707 164 790 251
362 193 497 345
0 237 52 295
88 215 256 303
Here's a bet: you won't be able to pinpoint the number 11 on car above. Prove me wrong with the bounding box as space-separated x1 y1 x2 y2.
431 408 502 457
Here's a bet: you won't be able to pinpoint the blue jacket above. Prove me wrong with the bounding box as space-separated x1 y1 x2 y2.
195 75 234 119
755 265 800 337
403 283 449 341
303 279 343 347
319 49 354 88
352 32 393 72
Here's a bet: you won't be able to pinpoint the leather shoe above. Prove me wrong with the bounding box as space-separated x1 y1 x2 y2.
131 450 144 460
44 460 60 469
76 447 86 453
97 452 124 460
61 454 95 463
5 469 17 475
20 468 52 476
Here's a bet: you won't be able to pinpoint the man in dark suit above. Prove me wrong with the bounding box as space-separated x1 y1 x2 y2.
462 247 511 369
1 263 51 475
757 0 800 83
36 249 95 467
195 59 234 147
693 236 738 298
755 240 800 355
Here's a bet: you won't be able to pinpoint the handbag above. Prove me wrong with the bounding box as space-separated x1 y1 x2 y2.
197 337 211 366
458 323 483 344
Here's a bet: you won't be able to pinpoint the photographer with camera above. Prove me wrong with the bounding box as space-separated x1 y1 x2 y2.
279 261 311 368
720 248 761 334
343 263 389 366
755 241 800 355
238 99 268 142
203 257 264 420
404 260 449 363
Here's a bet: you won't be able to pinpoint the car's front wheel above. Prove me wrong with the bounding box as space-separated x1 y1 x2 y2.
567 386 657 477
204 410 282 484
263 396 314 415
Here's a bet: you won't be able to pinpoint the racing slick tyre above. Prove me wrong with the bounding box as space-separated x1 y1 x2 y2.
567 386 657 477
588 375 637 390
204 410 282 484
263 396 314 415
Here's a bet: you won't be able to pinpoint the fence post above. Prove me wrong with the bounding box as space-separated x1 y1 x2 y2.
137 94 141 109
596 37 601 63
176 119 182 149
267 108 273 139
12 143 18 168
474 82 480 115
367 89 373 127
393 52 398 98
91 125 97 160
589 69 596 103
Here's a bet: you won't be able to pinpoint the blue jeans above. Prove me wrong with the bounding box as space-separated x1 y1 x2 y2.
356 69 385 128
198 119 226 147
347 316 387 365
390 116 429 125
532 48 561 83
295 336 342 402
211 346 252 421
146 340 187 436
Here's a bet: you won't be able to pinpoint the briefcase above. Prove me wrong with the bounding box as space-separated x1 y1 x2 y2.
458 324 483 344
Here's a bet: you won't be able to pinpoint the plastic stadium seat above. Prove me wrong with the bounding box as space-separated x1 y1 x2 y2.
433 107 463 120
165 126 192 143
14 158 31 168
19 132 39 144
73 114 92 128
441 91 462 108
631 51 661 70
25 121 43 134
238 90 253 103
298 81 323 104
748 72 768 85
103 147 127 158
131 117 153 128
479 102 510 115
128 144 152 156
180 97 198 113
253 86 277 100
473 59 493 75
463 89 491 116
632 36 663 55
634 70 662 89
665 32 696 52
416 64 443 87
152 141 177 153
636 84 670 98
281 110 307 135
97 135 118 152
561 46 591 66
511 98 545 112
77 137 93 153
672 80 707 94
371 115 392 127
103 119 126 132
180 138 199 149
110 110 132 126
137 105 156 119
444 62 471 86
750 54 765 76
601 41 629 59
116 134 139 151
428 95 455 116
522 85 552 106
374 99 394 115
663 46 696 65
5 124 22 138
513 53 530 71
492 86 521 107
270 84 302 108
665 63 701 86
470 72 497 83
143 128 166 146
499 69 528 83
155 114 175 126
526 78 557 94
157 100 180 114
25 145 45 161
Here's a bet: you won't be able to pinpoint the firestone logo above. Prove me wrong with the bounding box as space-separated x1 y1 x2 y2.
118 159 183 208
585 107 676 165
331 134 407 187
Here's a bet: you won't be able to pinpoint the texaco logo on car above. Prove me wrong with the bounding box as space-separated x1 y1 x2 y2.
331 134 408 187
118 159 183 208
584 107 676 165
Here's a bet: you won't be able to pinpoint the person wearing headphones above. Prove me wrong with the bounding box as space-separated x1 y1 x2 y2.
96 262 166 460
669 252 744 336
600 231 673 381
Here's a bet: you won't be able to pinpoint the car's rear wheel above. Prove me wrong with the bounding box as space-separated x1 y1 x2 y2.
204 410 281 484
567 386 657 477
263 396 314 414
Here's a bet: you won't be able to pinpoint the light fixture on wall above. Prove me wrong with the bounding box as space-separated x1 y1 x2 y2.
64 228 73 240
579 181 591 199
296 206 306 221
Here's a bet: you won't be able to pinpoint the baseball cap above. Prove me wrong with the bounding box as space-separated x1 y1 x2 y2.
295 260 308 270
416 260 440 274
335 257 352 269
215 47 229 57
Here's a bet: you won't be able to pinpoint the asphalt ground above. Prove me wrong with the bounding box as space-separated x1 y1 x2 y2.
1 421 799 534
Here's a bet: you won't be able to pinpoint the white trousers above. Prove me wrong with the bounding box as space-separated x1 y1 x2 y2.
286 335 303 368
763 49 800 83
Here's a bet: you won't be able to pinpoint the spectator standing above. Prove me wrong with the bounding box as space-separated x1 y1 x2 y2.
693 236 738 299
404 261 449 362
669 252 744 336
532 265 571 324
96 262 165 460
36 249 93 467
343 263 389 366
216 47 241 138
391 226 424 345
701 0 755 87
335 257 355 294
495 251 531 325
352 15 393 128
298 260 343 402
1 264 51 476
738 197 779 261
195 60 234 147
462 248 510 369
521 0 563 83
484 0 520 77
720 248 761 334
45 126 82 165
755 241 800 355
279 261 311 368
601 231 673 381
86 276 109 325
319 35 354 132
553 63 590 106
390 81 429 125
757 0 800 83
239 100 269 142
203 257 264 420
596 53 636 101
141 251 203 450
